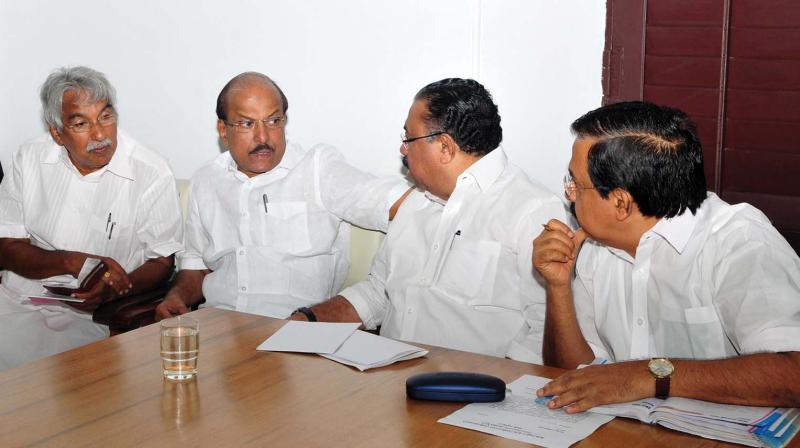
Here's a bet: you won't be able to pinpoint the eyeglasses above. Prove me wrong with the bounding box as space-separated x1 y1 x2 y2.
564 172 595 200
225 116 286 133
63 110 117 133
401 131 445 151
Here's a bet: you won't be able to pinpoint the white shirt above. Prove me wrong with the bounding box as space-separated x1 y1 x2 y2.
0 129 183 316
342 148 567 363
179 142 407 318
573 193 800 361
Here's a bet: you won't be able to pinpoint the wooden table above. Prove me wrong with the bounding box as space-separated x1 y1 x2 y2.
0 307 790 447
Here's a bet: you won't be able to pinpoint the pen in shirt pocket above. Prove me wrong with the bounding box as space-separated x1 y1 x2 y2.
449 230 461 250
262 194 269 214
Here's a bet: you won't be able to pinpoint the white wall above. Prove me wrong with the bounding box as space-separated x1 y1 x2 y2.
0 0 605 197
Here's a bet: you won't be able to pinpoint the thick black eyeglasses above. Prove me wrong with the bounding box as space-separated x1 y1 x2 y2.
401 131 446 150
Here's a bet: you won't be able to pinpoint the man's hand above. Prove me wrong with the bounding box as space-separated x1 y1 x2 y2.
533 219 587 287
66 255 130 312
155 295 189 321
68 281 117 312
96 256 132 295
537 361 652 413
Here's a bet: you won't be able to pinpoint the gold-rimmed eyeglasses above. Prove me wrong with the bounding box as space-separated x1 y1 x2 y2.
225 116 286 133
63 109 117 133
564 172 595 201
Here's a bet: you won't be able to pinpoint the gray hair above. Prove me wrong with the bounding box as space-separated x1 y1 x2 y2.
40 66 117 130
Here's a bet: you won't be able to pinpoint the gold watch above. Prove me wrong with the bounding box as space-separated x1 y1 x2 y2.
648 358 674 399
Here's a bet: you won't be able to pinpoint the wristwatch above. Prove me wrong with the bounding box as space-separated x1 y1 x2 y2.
292 306 317 322
648 358 674 399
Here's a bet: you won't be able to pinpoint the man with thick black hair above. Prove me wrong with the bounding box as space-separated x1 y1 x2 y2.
534 101 800 411
294 78 566 364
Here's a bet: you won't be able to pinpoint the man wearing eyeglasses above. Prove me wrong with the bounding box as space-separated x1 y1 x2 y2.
155 72 406 320
533 101 800 411
0 66 182 370
292 78 567 364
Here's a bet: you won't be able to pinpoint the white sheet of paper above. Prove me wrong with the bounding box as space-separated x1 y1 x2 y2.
320 330 428 371
506 374 550 399
439 394 614 448
256 321 360 354
441 374 614 447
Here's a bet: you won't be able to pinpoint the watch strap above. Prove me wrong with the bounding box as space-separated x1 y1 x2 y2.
294 307 317 322
655 376 670 399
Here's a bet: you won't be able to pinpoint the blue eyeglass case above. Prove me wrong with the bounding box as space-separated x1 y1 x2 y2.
406 372 506 402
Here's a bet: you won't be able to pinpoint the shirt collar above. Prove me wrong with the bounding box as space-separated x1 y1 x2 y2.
223 141 302 182
40 128 135 181
457 146 507 192
647 206 698 254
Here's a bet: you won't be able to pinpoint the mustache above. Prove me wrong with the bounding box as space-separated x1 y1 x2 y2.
86 138 113 152
249 144 274 155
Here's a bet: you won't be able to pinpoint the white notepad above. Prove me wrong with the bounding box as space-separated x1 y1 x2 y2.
256 321 360 354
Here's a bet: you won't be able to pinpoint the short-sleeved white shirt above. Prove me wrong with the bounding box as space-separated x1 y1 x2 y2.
573 193 800 361
179 142 407 318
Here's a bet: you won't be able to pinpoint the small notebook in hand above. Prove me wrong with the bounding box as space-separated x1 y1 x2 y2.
27 258 107 304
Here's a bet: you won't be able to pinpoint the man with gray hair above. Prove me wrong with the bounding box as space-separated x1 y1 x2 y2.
0 66 183 370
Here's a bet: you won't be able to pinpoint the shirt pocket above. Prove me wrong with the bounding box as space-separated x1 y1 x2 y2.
435 236 500 304
88 211 134 259
263 201 311 253
657 303 729 359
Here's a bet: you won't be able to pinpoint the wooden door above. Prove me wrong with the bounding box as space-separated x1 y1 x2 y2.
604 0 800 253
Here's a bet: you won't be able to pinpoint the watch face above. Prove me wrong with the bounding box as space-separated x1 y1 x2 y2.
649 358 674 377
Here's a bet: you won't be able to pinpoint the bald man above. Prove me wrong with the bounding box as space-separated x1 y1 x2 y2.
156 72 406 320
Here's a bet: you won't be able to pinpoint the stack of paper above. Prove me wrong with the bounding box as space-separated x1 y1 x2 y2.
590 397 798 448
257 321 427 371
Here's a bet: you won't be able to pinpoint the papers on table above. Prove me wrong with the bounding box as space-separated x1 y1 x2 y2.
257 321 360 354
440 375 614 448
590 397 799 448
257 321 427 370
320 330 428 371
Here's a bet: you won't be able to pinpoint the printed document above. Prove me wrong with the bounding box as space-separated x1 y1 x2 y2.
440 375 613 447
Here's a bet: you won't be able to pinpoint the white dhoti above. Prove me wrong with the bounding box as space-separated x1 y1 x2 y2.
0 285 109 371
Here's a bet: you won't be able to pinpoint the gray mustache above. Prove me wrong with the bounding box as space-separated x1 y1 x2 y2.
86 138 113 152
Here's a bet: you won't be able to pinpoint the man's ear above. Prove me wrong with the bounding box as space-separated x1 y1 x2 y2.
216 119 229 148
438 133 458 164
611 188 634 221
48 126 64 146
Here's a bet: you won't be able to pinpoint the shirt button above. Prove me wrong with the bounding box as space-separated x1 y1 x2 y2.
239 250 245 256
636 317 645 326
433 243 439 251
241 286 247 292
407 308 413 314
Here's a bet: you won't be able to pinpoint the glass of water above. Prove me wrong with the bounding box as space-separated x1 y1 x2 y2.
160 315 199 380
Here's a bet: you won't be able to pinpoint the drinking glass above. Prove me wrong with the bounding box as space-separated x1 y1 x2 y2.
160 315 199 380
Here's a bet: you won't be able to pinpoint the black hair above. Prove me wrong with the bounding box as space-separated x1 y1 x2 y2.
414 78 502 156
216 72 288 121
570 101 707 218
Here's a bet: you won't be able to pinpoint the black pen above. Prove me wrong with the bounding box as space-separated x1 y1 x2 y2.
449 230 461 250
108 222 115 240
262 194 269 214
106 213 111 231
